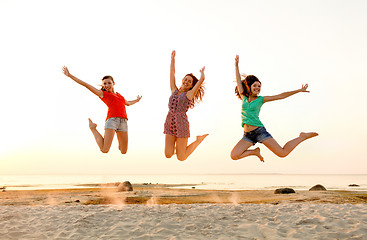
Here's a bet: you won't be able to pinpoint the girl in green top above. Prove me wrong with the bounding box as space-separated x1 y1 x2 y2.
231 55 318 162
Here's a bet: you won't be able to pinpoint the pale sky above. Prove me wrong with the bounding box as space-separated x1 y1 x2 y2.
1 0 366 175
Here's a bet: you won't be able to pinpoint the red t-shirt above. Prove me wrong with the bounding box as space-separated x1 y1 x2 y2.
100 91 128 120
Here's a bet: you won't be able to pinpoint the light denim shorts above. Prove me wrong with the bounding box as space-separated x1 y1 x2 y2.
242 126 272 145
105 117 128 132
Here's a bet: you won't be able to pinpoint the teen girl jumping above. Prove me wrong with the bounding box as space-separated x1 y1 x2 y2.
164 50 208 161
62 66 142 154
231 55 318 162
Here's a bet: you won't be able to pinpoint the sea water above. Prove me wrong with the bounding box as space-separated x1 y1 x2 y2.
0 174 366 191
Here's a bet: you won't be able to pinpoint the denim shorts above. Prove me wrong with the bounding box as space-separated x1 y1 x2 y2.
105 117 128 132
242 127 272 145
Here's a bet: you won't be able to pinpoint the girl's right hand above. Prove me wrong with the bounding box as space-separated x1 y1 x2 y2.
171 50 176 60
62 66 70 77
235 55 239 66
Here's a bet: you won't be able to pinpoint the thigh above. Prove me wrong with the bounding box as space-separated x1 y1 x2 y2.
231 139 254 156
175 137 188 156
262 137 283 155
165 134 177 155
103 129 116 148
116 131 128 149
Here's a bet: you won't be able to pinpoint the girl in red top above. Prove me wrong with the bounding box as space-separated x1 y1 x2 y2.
63 67 142 154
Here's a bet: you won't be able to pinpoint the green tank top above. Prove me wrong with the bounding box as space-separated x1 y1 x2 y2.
241 96 264 127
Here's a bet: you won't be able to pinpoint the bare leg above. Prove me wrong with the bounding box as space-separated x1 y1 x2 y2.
116 131 128 154
231 139 264 162
88 118 115 153
262 132 318 158
165 134 176 158
175 134 209 161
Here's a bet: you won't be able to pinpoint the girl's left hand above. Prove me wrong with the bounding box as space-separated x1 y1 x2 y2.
200 66 205 73
200 66 205 80
136 95 142 101
300 84 309 92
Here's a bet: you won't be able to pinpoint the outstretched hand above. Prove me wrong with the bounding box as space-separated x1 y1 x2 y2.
300 84 309 92
200 66 205 79
62 66 71 77
136 95 142 101
235 55 239 66
171 50 176 60
200 66 205 74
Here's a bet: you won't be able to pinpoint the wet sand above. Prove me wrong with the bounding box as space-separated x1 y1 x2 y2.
1 183 366 206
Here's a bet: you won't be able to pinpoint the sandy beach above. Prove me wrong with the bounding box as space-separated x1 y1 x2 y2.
1 184 366 239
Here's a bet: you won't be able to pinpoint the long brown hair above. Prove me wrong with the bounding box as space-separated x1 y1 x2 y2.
100 75 114 91
235 75 261 99
186 73 205 108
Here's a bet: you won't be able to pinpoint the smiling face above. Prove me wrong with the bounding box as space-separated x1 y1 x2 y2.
250 81 261 96
102 77 115 92
181 75 194 91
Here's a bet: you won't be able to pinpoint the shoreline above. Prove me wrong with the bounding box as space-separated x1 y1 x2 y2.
1 184 366 206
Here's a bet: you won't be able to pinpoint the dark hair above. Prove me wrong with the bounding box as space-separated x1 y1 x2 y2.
185 73 205 108
235 75 261 99
100 75 114 91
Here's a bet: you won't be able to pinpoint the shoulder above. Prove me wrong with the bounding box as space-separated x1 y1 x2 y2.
256 96 265 104
100 90 108 99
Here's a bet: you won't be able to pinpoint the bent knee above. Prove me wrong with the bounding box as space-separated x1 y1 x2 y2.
276 152 288 158
101 149 110 154
230 152 239 160
165 150 174 158
119 147 128 154
176 154 187 161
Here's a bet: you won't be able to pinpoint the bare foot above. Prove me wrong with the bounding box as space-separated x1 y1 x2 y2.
300 132 318 140
88 118 97 130
253 147 264 162
196 134 209 143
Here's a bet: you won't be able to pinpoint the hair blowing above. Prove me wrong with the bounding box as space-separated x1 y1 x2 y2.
235 75 261 99
186 73 205 108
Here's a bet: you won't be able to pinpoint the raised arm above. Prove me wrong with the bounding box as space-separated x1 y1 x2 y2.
187 66 205 100
264 84 309 103
62 66 103 98
235 55 244 100
170 50 178 93
125 95 142 106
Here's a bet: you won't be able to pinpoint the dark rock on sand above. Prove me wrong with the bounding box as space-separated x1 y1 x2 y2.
117 181 133 192
349 184 360 187
309 184 327 191
274 188 295 194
